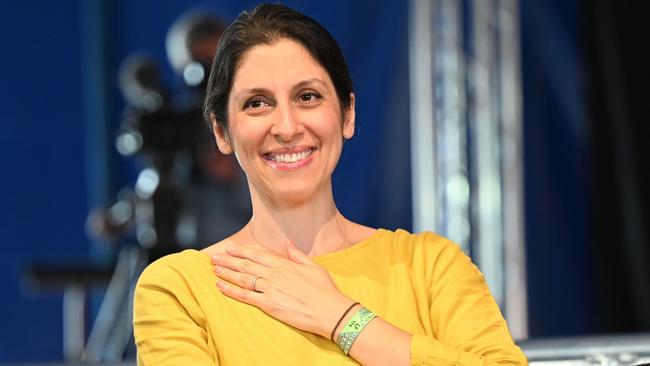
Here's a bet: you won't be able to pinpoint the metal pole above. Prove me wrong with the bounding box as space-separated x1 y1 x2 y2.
470 0 505 306
498 0 528 339
409 0 438 234
63 284 86 361
437 0 470 253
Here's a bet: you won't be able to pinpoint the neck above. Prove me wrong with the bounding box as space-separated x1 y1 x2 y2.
246 182 348 257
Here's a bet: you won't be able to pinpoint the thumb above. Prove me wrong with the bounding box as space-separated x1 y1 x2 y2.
286 241 315 265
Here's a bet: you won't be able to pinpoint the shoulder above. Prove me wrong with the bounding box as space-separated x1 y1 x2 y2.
136 250 212 294
133 251 216 356
378 228 462 257
377 229 472 276
134 250 217 325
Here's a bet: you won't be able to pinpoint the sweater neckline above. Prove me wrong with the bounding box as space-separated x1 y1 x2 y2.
188 228 388 264
313 228 387 263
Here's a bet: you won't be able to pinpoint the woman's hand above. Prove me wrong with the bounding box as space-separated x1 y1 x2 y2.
211 241 355 339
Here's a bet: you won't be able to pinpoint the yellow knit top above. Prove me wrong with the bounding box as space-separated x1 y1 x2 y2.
133 228 527 365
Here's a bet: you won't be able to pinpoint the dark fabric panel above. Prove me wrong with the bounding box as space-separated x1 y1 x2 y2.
521 0 596 336
585 0 650 333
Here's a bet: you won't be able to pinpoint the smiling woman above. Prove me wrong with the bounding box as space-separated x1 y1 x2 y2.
132 4 527 366
213 38 354 206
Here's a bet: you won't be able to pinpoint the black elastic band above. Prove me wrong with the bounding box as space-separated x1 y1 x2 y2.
330 301 360 342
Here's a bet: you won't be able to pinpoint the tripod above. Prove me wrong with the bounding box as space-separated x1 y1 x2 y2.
82 245 148 362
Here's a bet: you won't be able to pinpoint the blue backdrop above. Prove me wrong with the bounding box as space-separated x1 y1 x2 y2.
0 1 411 361
0 0 596 362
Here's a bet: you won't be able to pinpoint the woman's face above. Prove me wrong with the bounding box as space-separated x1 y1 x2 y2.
213 38 355 205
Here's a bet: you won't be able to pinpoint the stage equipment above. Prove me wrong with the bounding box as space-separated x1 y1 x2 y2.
409 0 527 339
25 10 229 363
520 333 650 365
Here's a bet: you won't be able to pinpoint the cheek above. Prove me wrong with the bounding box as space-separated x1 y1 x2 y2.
229 120 267 158
319 110 346 143
305 105 342 130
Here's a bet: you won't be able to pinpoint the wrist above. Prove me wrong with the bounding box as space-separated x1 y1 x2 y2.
332 303 362 341
335 306 378 355
322 297 358 340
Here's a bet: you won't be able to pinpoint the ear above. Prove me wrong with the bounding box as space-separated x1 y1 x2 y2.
210 114 233 154
342 92 356 139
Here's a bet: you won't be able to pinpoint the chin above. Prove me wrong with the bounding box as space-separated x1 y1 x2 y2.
270 179 329 203
250 175 330 205
272 188 315 205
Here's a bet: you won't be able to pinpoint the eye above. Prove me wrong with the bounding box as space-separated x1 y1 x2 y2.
243 98 271 110
298 92 322 104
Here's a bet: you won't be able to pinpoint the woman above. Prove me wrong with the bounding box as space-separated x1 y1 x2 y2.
133 4 527 365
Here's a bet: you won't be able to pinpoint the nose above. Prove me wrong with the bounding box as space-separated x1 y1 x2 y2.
271 103 303 142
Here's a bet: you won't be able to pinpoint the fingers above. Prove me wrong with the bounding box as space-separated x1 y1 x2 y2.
286 241 316 266
215 265 268 293
212 253 266 278
216 279 264 306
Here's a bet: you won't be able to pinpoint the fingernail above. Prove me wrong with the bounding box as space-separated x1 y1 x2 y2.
226 246 236 254
212 254 221 262
214 266 223 274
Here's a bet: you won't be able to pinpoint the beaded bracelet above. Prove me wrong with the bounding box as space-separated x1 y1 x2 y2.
336 307 377 355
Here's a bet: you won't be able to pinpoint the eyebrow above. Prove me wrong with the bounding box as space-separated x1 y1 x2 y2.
233 78 328 101
294 78 327 90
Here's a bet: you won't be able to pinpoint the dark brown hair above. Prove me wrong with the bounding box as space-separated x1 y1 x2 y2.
203 3 354 134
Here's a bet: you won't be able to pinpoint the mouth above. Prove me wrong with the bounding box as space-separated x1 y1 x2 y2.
263 147 316 164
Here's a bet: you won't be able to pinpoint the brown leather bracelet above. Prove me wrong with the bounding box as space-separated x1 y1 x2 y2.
330 302 360 342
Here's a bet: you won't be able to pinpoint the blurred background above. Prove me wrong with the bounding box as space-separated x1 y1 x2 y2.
0 0 648 364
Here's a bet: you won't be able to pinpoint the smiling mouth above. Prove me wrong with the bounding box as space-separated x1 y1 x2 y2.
264 148 316 163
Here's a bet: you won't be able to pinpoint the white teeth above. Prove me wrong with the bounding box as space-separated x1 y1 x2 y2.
268 149 313 163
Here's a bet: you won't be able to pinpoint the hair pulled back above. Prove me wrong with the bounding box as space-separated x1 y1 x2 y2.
203 4 354 134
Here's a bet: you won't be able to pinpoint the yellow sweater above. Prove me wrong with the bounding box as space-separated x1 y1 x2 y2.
134 229 527 365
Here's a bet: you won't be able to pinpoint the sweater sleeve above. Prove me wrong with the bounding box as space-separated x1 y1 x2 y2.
410 236 528 365
133 258 217 365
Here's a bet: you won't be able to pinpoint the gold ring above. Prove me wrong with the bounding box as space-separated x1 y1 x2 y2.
250 275 262 292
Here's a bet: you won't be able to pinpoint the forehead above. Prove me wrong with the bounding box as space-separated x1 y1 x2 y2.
232 38 331 91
